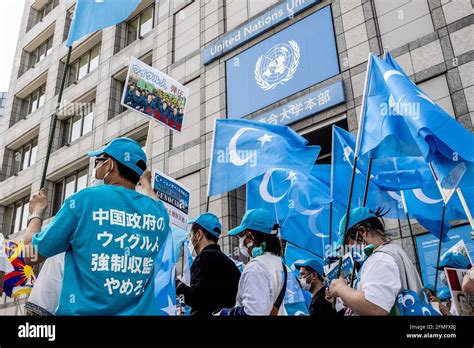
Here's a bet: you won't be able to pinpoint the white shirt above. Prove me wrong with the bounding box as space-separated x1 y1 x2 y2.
0 234 14 273
235 253 286 315
27 253 65 315
356 252 402 314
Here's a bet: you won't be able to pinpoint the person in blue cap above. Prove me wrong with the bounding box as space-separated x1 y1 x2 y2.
175 213 241 316
294 258 337 316
216 208 287 316
328 206 423 315
22 137 171 315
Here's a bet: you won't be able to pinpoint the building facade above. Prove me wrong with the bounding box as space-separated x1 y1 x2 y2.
0 0 473 314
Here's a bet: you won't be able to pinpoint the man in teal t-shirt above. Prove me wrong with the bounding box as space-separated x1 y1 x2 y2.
24 137 170 315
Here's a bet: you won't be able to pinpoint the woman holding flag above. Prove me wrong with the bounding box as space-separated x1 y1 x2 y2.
215 209 288 316
328 207 424 315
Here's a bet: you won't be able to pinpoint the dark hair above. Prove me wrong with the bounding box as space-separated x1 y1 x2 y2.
304 266 324 281
346 207 390 243
192 223 219 243
248 228 281 256
108 155 146 185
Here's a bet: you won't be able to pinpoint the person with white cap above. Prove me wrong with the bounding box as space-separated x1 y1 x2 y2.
175 212 241 316
295 258 336 316
216 208 286 316
328 206 423 316
22 137 170 315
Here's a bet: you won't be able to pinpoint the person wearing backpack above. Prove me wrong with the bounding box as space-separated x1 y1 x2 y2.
328 207 424 316
215 209 288 316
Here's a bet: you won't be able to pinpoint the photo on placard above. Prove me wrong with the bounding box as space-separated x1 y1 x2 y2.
121 57 189 132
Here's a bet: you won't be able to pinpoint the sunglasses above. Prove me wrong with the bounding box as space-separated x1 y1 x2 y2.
94 157 108 167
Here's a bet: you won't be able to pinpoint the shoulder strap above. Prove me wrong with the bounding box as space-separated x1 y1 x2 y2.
373 247 410 288
270 261 287 316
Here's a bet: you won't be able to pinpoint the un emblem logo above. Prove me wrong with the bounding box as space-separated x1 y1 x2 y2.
254 40 300 91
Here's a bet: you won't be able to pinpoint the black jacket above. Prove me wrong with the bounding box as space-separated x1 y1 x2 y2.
176 244 241 316
309 286 339 316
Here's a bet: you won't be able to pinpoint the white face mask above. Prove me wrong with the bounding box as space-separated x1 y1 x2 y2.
90 159 112 186
238 236 252 258
188 232 199 257
299 276 311 291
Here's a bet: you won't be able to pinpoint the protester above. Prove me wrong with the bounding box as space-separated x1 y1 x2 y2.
22 137 171 315
175 213 240 316
216 208 288 316
328 207 424 315
25 253 65 316
294 258 336 316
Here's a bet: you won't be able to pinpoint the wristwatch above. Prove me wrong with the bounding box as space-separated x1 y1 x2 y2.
27 212 44 226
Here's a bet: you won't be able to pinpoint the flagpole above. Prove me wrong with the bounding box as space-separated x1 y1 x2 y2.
286 240 325 261
269 177 286 261
144 120 154 166
405 211 423 284
433 204 446 295
40 46 73 188
328 201 333 263
456 188 474 229
348 157 373 287
335 52 373 280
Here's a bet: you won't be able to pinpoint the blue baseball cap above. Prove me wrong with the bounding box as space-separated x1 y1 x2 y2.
188 213 222 238
338 207 377 242
87 137 147 176
294 258 325 277
435 251 471 270
438 287 451 301
228 209 277 236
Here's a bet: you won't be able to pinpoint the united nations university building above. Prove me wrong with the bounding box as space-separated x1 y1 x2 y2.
0 0 472 314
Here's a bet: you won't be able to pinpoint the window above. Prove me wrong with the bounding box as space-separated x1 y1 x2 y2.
374 0 434 50
302 118 349 164
61 100 95 145
173 1 199 62
3 197 30 235
20 85 46 117
39 0 59 21
126 5 155 46
29 36 53 69
27 0 59 32
12 139 38 174
67 45 101 86
52 168 88 215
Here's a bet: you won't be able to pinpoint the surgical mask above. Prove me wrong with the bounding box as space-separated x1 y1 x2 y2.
350 244 365 263
251 241 266 258
188 232 199 257
363 244 375 258
239 236 251 258
299 275 312 291
90 159 112 186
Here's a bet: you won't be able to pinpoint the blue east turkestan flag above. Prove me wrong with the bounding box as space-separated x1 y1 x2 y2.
67 0 141 47
246 166 331 224
154 227 177 316
359 52 474 198
208 119 320 196
279 165 336 257
332 126 405 219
